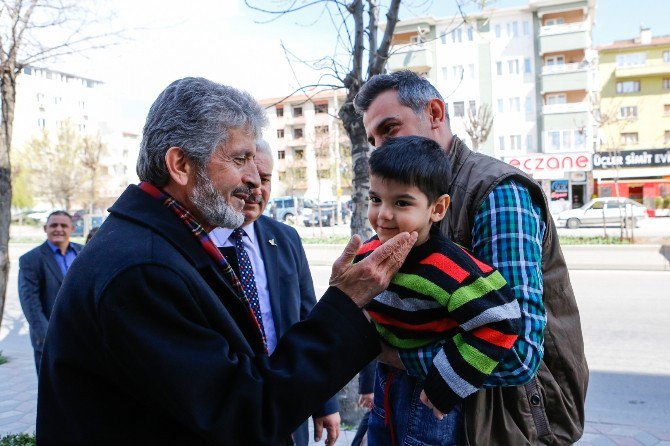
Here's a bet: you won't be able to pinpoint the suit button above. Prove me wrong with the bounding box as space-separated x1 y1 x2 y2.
530 394 541 406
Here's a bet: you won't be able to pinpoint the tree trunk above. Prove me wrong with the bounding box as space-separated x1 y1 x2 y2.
0 68 17 328
339 99 373 240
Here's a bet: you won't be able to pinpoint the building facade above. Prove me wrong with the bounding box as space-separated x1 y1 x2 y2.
596 29 670 210
385 0 597 214
259 90 350 203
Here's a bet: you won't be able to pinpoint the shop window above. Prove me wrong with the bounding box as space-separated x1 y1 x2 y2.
620 132 638 145
616 81 640 94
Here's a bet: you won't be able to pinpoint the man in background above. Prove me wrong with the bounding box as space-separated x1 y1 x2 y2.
209 140 341 445
18 211 82 373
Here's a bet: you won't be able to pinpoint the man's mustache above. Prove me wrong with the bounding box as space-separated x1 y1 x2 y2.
233 186 262 204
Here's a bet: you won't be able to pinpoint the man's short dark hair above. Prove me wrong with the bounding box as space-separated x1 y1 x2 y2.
369 136 451 203
46 210 73 224
354 70 448 120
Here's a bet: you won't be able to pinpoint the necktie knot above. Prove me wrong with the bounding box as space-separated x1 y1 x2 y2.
231 228 245 241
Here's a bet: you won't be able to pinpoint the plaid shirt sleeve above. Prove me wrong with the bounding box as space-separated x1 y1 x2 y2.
399 179 546 386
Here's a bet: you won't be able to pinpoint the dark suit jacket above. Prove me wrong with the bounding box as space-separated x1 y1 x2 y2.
18 240 82 350
253 216 338 446
36 185 380 445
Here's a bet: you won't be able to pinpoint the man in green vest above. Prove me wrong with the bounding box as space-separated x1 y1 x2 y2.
354 70 588 446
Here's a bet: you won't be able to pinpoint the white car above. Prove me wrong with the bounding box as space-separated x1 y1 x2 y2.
557 198 647 229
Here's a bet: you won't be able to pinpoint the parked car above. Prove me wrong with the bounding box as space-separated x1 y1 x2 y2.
303 201 336 227
266 196 298 223
557 197 647 229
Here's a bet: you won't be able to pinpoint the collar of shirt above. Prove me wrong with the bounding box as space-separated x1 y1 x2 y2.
208 222 257 248
46 240 75 255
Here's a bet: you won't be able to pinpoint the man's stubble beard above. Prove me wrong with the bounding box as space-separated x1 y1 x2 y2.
189 169 246 229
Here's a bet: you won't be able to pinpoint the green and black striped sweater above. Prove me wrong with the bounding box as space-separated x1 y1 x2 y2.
355 229 521 413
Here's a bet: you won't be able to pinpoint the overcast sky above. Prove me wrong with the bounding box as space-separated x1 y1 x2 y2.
49 0 669 132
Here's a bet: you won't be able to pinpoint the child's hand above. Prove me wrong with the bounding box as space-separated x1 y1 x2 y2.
420 390 446 420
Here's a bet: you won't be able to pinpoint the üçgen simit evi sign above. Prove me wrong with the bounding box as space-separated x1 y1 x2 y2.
504 152 592 179
592 148 670 169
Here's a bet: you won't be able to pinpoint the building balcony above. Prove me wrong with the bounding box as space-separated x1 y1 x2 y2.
387 44 433 73
538 22 591 55
285 116 306 126
287 137 306 146
542 67 589 93
615 61 670 78
542 61 589 75
542 102 590 114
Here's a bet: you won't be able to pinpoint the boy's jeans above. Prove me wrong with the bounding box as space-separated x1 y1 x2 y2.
368 363 463 446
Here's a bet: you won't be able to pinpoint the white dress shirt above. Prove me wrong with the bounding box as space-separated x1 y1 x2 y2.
209 223 278 354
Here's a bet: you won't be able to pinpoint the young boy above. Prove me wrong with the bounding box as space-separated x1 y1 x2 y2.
355 136 521 446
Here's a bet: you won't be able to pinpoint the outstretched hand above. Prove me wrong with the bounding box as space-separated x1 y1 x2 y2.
330 231 418 308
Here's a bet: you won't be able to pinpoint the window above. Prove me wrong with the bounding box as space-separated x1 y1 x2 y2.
497 99 504 113
315 103 328 114
276 106 284 117
467 26 474 41
523 21 530 35
499 136 505 150
524 58 532 74
548 131 561 150
440 32 448 44
546 94 567 105
293 128 303 138
78 100 86 110
293 106 303 117
469 100 477 116
664 78 670 89
496 61 503 76
508 59 519 74
545 129 586 151
509 97 521 112
277 129 285 138
616 52 646 67
616 81 641 93
315 125 329 135
495 24 501 38
468 64 475 79
54 96 62 105
512 21 519 37
664 51 670 63
620 132 639 145
453 65 464 79
452 28 462 43
665 131 670 144
278 150 286 160
37 118 46 128
442 67 449 79
36 93 45 103
545 55 564 66
665 104 670 115
294 149 305 160
510 135 521 150
544 17 565 26
619 106 638 119
506 23 511 37
526 134 533 151
23 67 32 75
525 96 533 113
454 101 465 117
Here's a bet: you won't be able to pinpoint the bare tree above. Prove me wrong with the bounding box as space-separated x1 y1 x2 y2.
80 134 108 214
464 103 493 152
0 0 121 327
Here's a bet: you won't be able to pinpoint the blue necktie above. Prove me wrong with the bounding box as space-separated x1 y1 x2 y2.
230 228 265 337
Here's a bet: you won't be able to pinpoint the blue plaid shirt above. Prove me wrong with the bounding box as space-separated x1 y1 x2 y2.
399 179 546 387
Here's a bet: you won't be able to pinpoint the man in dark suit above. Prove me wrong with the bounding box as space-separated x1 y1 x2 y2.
210 140 340 446
18 210 82 374
36 77 417 445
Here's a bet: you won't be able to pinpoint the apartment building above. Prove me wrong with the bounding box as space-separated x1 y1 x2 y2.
12 66 140 211
385 0 597 214
595 28 670 209
259 90 349 203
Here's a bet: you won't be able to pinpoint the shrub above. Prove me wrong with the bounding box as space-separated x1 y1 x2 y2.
664 196 670 209
0 433 36 446
0 351 8 365
654 197 663 209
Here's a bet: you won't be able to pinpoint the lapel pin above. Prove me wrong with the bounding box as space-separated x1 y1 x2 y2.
268 238 276 246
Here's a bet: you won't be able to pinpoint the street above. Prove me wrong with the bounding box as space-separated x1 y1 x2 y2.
1 244 670 443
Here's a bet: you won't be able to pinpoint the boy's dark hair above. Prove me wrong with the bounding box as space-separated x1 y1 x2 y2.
369 136 451 203
353 70 449 120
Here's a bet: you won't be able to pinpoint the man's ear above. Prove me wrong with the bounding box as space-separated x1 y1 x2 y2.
430 194 451 222
426 98 446 129
164 147 193 187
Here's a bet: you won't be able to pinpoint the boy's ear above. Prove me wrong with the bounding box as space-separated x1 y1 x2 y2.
430 194 451 222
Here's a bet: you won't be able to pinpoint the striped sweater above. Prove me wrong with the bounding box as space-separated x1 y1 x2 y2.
355 229 521 413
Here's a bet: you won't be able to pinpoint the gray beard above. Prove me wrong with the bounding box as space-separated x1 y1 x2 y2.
190 169 245 229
